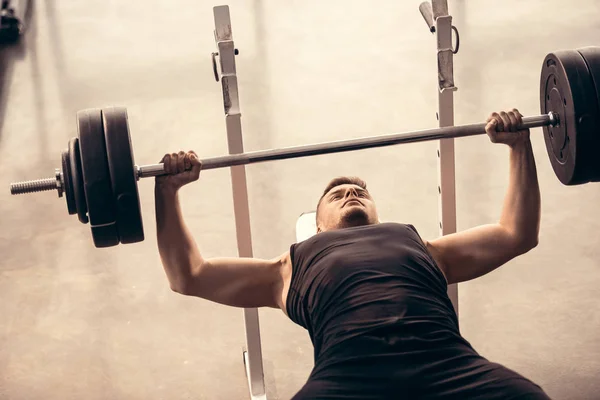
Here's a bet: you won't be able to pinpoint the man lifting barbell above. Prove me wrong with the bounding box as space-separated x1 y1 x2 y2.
5 46 596 397
155 109 550 399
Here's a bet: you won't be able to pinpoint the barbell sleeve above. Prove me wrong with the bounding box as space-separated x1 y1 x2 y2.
136 112 558 179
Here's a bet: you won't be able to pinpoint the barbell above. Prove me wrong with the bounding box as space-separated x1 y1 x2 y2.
9 47 600 248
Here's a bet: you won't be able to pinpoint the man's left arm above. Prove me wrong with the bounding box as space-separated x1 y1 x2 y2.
425 109 541 285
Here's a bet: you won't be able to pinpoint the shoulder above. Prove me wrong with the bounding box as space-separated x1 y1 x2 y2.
274 250 293 316
272 251 291 276
400 224 450 281
420 238 449 282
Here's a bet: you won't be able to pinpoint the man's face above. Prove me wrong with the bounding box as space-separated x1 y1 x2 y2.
317 184 379 233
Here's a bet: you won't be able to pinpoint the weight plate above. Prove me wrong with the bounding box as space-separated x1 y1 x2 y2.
576 46 600 182
540 50 599 185
61 149 77 215
68 138 88 223
91 225 123 248
102 107 145 244
77 108 120 248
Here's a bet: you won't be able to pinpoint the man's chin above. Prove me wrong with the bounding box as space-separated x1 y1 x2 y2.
338 208 371 229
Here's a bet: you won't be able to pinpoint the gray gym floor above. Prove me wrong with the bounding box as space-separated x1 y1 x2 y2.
1 1 600 399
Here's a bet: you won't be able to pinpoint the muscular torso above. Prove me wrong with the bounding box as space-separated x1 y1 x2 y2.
279 222 461 363
278 223 549 400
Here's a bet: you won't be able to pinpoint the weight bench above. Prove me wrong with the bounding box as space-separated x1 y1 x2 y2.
296 212 318 243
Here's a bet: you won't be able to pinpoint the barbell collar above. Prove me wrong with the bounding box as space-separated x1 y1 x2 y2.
136 112 558 179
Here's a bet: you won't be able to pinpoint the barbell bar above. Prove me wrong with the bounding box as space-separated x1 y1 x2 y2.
8 46 600 248
135 113 557 179
8 112 558 198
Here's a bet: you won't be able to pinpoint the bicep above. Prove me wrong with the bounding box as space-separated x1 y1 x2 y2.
427 223 524 284
182 252 289 309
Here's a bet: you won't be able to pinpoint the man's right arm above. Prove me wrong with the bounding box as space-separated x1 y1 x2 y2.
155 151 290 310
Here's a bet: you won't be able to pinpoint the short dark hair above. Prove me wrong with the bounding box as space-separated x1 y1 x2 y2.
316 176 367 221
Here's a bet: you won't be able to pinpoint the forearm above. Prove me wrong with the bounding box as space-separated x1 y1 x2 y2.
155 185 204 291
499 139 541 248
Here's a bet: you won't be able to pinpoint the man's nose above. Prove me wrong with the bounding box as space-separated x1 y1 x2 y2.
345 188 357 198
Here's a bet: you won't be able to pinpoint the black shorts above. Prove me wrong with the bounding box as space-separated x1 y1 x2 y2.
291 336 551 400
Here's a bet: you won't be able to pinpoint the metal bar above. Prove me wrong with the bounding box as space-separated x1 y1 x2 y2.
136 113 556 179
436 13 456 91
419 2 435 32
434 12 459 314
432 0 449 19
213 6 267 400
10 177 56 195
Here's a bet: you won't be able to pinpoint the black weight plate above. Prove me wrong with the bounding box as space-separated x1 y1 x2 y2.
540 50 598 185
68 138 88 223
91 225 122 248
102 107 145 244
77 108 120 248
576 46 600 182
61 149 77 215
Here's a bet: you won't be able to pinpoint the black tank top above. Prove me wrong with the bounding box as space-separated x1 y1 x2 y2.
287 222 462 364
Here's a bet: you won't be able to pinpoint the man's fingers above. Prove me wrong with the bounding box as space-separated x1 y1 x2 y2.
513 109 523 122
191 162 202 180
485 119 498 135
486 111 502 133
485 109 529 145
499 111 511 131
494 112 504 131
171 153 179 174
188 150 202 166
161 151 202 179
487 109 526 132
512 108 525 130
170 153 179 175
185 151 202 180
487 112 499 124
507 111 519 132
177 151 186 173
190 154 201 166
162 154 171 173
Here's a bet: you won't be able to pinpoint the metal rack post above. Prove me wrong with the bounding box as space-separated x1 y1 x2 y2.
420 0 459 314
213 6 267 399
